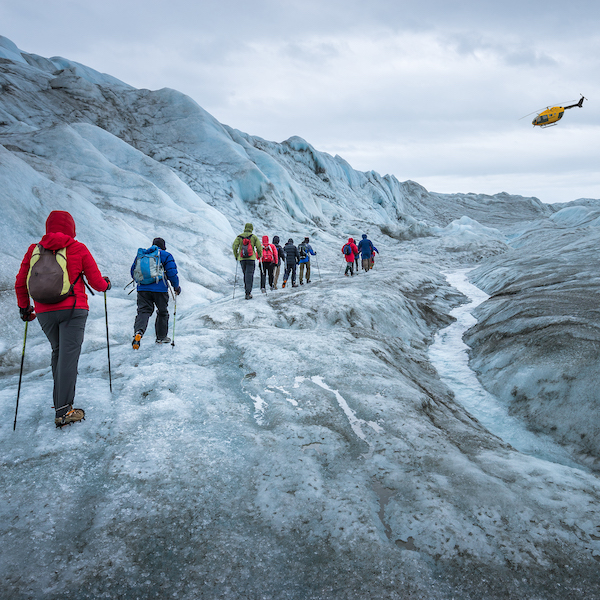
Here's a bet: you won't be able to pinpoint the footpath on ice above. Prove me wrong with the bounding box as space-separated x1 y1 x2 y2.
2 236 600 599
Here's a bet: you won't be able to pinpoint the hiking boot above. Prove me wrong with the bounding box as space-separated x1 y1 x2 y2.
299 280 304 285
261 288 266 294
132 331 143 350
270 285 274 291
306 279 311 283
156 336 171 344
55 408 85 428
292 283 299 288
245 292 253 299
282 280 287 288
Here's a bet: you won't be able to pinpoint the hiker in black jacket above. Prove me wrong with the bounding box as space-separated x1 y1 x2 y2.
272 235 285 289
282 239 299 288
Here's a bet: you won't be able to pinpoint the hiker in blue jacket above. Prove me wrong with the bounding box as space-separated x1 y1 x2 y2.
356 234 374 271
131 237 181 349
297 237 316 285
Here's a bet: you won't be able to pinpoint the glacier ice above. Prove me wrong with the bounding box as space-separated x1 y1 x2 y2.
1 36 600 599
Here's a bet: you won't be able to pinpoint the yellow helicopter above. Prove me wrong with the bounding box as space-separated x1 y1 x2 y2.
523 95 586 128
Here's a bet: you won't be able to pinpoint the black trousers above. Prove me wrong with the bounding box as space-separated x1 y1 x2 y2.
260 262 276 289
240 260 256 295
134 291 170 339
283 263 297 284
37 309 88 417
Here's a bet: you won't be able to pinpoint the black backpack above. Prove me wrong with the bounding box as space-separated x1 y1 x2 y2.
298 244 307 259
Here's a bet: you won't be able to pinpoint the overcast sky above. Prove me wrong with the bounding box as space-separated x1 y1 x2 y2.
2 0 599 203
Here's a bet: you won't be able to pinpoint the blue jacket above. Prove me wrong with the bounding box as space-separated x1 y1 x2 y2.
131 248 180 293
357 236 374 259
298 242 316 264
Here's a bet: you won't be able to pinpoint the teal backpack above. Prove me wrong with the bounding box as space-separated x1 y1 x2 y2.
133 246 165 285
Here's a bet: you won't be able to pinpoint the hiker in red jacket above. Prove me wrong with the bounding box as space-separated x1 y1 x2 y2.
259 235 278 292
15 211 111 428
341 238 359 276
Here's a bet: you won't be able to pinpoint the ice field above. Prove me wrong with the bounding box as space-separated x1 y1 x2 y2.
2 35 600 599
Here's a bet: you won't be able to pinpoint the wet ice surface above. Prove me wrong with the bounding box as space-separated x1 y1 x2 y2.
3 254 600 599
429 269 584 469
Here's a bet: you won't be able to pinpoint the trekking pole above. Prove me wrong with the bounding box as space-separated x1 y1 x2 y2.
166 282 177 347
171 294 177 348
104 292 112 393
315 255 322 281
338 258 344 275
233 260 239 299
13 321 29 431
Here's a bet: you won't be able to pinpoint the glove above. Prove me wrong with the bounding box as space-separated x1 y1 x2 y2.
174 286 181 295
103 276 112 291
19 305 36 322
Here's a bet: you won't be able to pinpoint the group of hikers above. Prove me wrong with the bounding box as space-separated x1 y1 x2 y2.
231 224 379 299
15 211 182 428
231 223 317 299
341 234 379 277
14 212 379 429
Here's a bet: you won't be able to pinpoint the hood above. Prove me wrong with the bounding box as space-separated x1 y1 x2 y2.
40 211 76 250
272 236 280 245
262 235 269 245
348 237 354 243
286 239 294 245
362 234 367 239
243 223 254 234
46 211 76 237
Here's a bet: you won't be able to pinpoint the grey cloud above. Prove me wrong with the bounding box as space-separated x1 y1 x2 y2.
446 33 559 68
282 41 342 65
503 48 557 67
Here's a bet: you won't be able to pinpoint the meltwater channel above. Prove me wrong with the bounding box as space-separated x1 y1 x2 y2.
428 269 582 469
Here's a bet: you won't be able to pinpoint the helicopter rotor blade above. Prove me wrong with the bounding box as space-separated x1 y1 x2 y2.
519 107 550 120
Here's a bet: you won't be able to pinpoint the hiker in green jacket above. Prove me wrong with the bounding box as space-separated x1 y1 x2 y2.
232 223 262 299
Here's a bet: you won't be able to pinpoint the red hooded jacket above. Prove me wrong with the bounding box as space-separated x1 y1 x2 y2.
342 238 359 263
260 235 278 264
15 211 109 314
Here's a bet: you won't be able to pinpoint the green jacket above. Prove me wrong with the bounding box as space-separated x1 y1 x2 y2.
232 224 262 261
